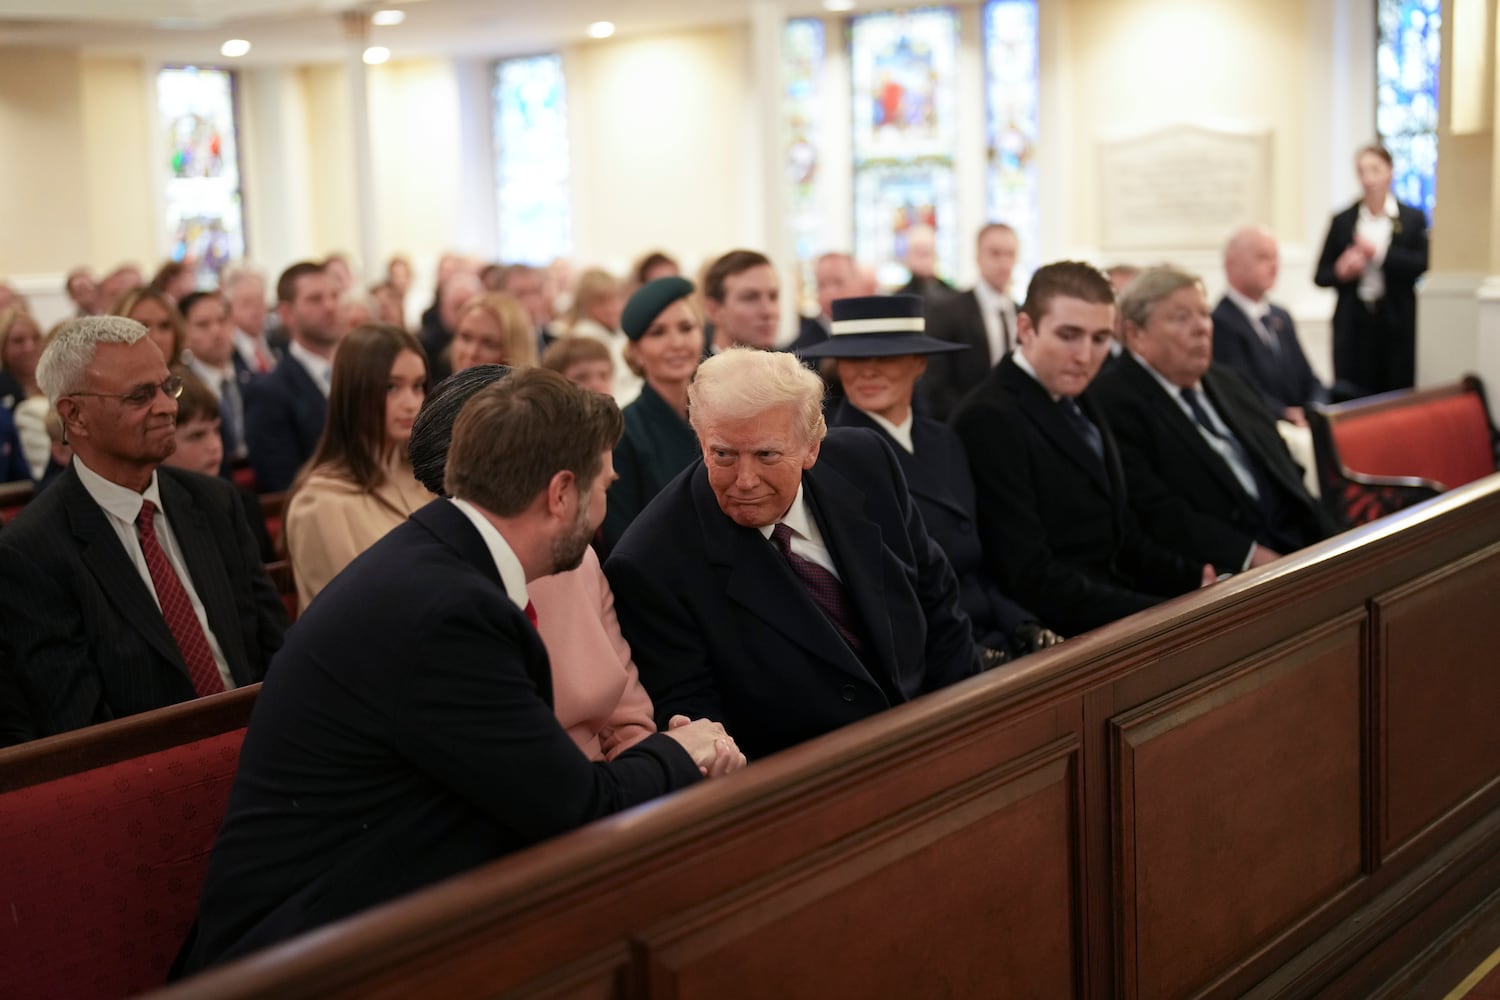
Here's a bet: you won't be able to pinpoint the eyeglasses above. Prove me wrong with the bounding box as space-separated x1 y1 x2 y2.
68 374 185 408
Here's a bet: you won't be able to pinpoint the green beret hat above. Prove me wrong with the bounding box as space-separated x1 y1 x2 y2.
621 276 695 341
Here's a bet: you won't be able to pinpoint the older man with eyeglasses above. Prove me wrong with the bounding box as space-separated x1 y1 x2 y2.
0 316 287 746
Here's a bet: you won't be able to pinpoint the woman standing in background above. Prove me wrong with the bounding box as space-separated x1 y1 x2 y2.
1314 143 1429 398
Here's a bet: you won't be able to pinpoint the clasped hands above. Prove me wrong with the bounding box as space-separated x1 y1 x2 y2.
664 715 747 777
1333 235 1380 283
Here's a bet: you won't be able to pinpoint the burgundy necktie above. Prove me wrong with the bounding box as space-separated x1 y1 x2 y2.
524 600 538 629
770 522 867 659
136 500 225 697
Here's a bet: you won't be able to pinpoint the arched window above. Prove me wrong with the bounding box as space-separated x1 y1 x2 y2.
783 17 827 303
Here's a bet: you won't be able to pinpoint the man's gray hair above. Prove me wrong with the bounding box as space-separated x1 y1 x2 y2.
220 261 266 295
1118 264 1205 332
688 347 826 446
37 316 149 404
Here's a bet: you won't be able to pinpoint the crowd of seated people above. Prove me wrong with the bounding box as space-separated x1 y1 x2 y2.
0 209 1404 981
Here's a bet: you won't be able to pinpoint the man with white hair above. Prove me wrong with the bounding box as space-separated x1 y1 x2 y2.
0 316 286 745
221 262 278 374
605 347 979 760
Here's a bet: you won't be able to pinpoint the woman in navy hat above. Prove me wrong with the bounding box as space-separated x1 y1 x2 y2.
800 294 1061 664
600 276 705 552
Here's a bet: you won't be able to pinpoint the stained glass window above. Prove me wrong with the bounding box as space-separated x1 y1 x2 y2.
849 8 960 288
983 0 1040 287
494 55 572 266
1376 0 1440 220
783 18 826 305
157 67 245 287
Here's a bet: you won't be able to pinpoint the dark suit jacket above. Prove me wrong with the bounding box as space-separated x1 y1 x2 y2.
920 289 993 420
829 402 1037 649
602 382 700 554
1088 355 1335 569
605 428 980 761
178 500 701 973
1211 297 1328 418
895 274 956 304
952 356 1201 637
1313 200 1429 392
243 354 326 493
788 314 829 355
0 466 286 744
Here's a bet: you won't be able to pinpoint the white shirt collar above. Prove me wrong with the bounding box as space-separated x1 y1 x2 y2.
758 483 815 542
973 277 1010 312
73 455 161 523
1224 286 1270 322
1130 350 1199 398
448 498 530 611
187 356 235 395
288 339 334 395
1011 347 1061 401
863 409 914 453
1358 193 1399 221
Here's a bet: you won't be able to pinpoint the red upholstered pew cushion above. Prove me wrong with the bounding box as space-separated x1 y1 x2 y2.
1331 393 1495 491
0 729 245 999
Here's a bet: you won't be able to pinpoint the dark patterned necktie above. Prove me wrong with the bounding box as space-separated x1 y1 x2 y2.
770 522 867 659
1061 396 1103 463
136 501 224 697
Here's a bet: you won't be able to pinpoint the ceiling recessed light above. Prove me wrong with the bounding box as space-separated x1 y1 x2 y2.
220 38 251 58
587 21 615 39
363 46 391 65
371 9 405 27
823 0 856 10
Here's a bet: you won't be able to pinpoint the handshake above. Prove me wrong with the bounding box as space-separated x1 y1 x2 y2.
663 715 747 777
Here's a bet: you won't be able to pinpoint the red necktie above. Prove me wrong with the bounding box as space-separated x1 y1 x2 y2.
524 600 538 629
254 340 273 373
136 500 225 697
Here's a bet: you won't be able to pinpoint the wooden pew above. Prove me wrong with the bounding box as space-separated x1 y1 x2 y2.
145 473 1500 999
0 687 258 1000
0 478 35 524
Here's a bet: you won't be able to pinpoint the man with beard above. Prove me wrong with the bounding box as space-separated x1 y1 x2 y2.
174 367 737 974
0 317 285 744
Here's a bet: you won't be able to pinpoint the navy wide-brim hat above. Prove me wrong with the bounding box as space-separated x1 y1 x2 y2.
621 276 695 341
797 294 969 359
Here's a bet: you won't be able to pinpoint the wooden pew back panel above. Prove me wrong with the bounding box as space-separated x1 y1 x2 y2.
1331 387 1495 491
0 728 245 999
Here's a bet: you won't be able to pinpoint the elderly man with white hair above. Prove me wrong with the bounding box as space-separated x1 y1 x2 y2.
605 347 980 761
0 315 286 745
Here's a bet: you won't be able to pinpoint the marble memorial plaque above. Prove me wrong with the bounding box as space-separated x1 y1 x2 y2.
1099 125 1270 251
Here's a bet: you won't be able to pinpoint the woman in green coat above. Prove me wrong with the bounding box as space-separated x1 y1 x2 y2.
600 276 704 553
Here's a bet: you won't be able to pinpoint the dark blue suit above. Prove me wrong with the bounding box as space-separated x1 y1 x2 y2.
243 354 326 493
605 427 980 761
177 500 702 973
829 402 1038 650
1211 296 1327 419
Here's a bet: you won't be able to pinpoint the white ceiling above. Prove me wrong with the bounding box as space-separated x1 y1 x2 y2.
0 0 864 64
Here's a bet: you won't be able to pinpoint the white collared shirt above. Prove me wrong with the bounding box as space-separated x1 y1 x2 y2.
758 483 841 579
1011 347 1059 401
72 458 236 689
449 498 531 612
288 339 334 397
233 328 275 373
1223 287 1279 352
972 279 1015 367
186 357 235 402
863 409 914 453
1355 193 1398 303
